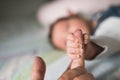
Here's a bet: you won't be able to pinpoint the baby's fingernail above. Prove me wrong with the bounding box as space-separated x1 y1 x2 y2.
84 33 89 44
84 40 89 44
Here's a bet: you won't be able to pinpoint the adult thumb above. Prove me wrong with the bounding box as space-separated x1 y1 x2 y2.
31 56 46 80
72 29 85 68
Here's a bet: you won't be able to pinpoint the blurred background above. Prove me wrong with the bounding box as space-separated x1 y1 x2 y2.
0 0 56 80
0 0 120 80
0 0 50 56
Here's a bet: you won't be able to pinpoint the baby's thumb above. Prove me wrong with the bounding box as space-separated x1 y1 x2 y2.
31 56 46 80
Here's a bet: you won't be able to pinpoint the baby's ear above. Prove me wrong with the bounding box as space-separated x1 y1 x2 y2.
67 9 76 16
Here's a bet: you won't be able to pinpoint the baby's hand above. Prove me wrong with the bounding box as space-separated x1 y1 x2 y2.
67 29 89 69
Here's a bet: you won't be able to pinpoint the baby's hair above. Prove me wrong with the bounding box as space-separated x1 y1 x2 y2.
48 14 92 49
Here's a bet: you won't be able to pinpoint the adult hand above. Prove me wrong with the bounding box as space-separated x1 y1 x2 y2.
58 66 94 80
31 57 94 80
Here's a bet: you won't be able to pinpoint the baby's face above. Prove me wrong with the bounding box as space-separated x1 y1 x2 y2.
51 17 90 50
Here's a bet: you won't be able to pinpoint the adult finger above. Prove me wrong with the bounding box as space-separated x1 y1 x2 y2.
31 56 46 80
72 29 85 68
70 55 84 69
58 66 86 80
73 29 84 44
74 73 94 80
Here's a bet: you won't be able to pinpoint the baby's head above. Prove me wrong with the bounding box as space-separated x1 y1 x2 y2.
49 15 92 51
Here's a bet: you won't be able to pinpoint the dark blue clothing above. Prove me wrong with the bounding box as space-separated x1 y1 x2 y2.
93 6 120 35
98 6 120 26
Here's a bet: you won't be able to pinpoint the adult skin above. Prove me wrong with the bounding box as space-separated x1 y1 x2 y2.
31 56 94 80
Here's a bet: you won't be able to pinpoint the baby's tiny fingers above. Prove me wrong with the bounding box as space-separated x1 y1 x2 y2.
67 48 84 60
67 40 79 48
67 52 77 59
83 33 90 44
67 47 80 54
